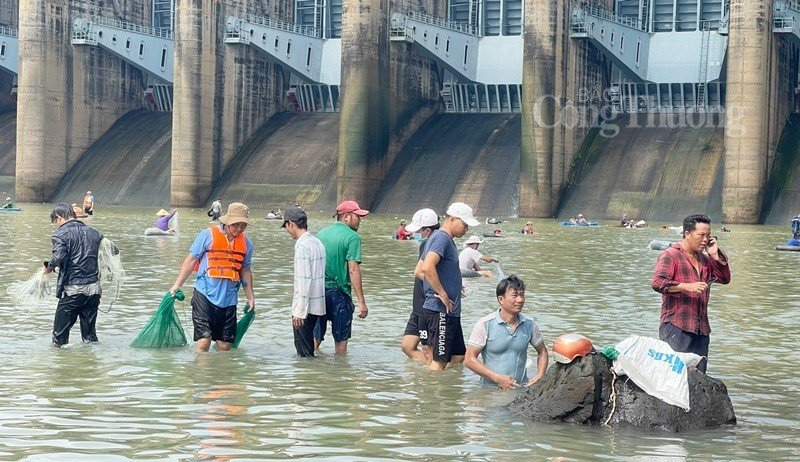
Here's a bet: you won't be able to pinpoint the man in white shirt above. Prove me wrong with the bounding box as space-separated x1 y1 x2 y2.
459 235 499 278
283 207 327 357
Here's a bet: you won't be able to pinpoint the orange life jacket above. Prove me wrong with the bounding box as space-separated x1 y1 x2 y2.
194 226 247 281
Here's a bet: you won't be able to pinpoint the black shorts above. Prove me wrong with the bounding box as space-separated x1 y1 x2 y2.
421 309 466 363
403 309 429 345
191 291 237 343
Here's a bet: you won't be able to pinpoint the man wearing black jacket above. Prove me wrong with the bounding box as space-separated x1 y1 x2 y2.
44 202 105 347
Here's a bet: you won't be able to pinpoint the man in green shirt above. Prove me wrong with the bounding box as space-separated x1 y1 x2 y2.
314 200 370 354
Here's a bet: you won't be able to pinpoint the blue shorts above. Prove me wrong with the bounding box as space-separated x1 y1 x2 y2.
314 287 354 343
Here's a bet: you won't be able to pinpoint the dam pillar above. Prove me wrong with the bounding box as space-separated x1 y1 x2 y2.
172 1 285 207
15 0 48 202
722 0 773 223
337 0 390 204
520 0 557 217
171 0 216 206
16 0 145 203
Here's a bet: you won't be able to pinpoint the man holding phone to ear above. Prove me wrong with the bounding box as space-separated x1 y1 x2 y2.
651 213 731 373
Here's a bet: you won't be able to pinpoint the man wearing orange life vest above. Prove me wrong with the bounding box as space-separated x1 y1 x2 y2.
170 202 256 352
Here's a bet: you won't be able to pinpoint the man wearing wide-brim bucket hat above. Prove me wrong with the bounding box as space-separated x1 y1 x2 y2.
170 202 256 352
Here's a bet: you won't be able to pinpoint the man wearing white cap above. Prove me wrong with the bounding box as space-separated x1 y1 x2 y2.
459 236 499 278
170 202 256 352
82 191 94 216
401 208 440 364
2 196 12 209
414 202 479 371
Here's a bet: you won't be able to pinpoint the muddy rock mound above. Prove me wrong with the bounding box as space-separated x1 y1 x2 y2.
507 354 736 432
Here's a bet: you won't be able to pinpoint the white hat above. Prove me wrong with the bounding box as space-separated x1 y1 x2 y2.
446 202 479 227
405 208 439 233
464 235 484 247
87 191 92 194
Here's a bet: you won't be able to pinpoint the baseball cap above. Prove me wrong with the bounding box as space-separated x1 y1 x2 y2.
336 200 369 216
281 206 307 227
446 202 479 227
405 208 439 233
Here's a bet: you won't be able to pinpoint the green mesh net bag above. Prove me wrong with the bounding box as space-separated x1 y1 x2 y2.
232 305 254 349
130 290 188 348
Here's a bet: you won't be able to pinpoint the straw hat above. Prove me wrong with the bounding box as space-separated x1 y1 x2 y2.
156 209 169 217
219 202 253 225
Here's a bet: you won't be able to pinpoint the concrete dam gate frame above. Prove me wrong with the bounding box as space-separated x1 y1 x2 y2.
4 0 800 223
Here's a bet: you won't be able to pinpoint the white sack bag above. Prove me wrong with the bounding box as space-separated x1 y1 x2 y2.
613 335 702 411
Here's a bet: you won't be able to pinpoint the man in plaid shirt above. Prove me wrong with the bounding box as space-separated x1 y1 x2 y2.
651 213 730 373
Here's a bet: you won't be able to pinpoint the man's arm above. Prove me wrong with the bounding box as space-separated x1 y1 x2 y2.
349 260 368 319
44 235 67 275
416 251 453 312
292 247 311 326
240 267 256 312
170 254 199 293
527 342 549 386
465 346 518 390
480 255 499 263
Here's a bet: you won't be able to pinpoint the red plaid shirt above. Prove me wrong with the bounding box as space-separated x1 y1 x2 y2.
651 243 730 335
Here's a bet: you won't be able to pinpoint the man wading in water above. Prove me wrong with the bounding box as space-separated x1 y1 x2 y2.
314 201 370 355
45 203 105 347
651 213 730 373
400 208 440 364
414 202 479 371
170 203 256 352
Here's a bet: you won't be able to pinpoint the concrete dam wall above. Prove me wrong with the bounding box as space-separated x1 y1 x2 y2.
761 114 800 225
371 114 520 216
50 110 172 207
558 114 725 223
0 110 16 178
209 112 340 210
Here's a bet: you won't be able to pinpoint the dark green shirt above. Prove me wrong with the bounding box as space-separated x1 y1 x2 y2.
317 221 362 296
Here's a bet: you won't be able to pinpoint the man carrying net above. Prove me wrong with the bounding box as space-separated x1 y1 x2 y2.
44 203 105 347
169 203 256 353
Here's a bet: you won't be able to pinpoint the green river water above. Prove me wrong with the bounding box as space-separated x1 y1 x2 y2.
0 205 797 460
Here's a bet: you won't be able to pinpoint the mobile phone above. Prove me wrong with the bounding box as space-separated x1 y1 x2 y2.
42 261 49 268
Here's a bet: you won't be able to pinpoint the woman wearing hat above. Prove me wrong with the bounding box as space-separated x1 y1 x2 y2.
459 236 499 278
155 209 177 234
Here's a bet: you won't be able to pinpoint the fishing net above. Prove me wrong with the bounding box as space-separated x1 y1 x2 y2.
6 238 125 308
492 264 506 279
232 305 255 349
6 268 55 304
98 238 126 311
130 290 188 348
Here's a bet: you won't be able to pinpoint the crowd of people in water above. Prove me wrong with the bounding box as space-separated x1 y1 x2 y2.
25 188 748 390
